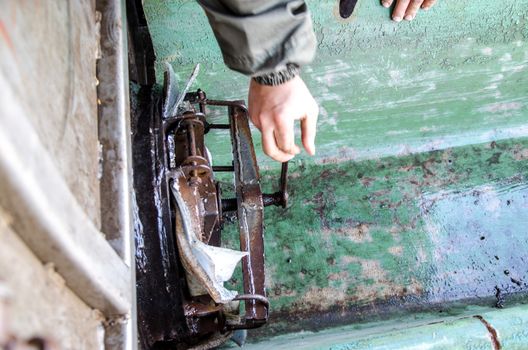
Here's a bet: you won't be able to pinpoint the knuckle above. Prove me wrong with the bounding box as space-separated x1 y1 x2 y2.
263 143 280 159
265 148 278 159
273 113 287 125
278 137 293 151
282 146 294 154
263 143 273 155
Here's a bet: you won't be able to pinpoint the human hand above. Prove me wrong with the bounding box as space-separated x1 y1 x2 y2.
248 76 318 162
381 0 437 22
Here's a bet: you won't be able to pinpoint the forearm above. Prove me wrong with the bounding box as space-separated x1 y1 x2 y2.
197 0 317 79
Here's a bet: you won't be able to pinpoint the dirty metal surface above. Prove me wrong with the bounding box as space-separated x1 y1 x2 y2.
227 102 267 323
132 84 189 348
140 0 528 345
0 218 104 350
221 304 528 349
129 2 272 345
97 0 134 262
128 2 193 347
219 137 528 339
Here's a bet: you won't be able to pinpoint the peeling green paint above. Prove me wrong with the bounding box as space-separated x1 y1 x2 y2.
144 0 528 168
219 137 528 335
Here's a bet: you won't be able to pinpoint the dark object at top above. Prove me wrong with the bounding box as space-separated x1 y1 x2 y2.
339 0 359 18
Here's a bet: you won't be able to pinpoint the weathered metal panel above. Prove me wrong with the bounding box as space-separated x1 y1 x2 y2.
96 0 137 346
0 77 132 315
224 305 528 349
0 0 102 226
1 0 136 348
97 0 134 263
0 214 105 350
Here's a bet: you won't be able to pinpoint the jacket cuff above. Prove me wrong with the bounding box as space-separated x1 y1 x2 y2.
253 63 300 86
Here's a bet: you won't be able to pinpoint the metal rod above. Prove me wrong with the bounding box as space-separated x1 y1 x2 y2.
187 122 197 157
233 294 269 307
262 162 289 208
280 162 288 195
212 165 234 172
206 100 249 113
221 198 238 212
208 124 230 130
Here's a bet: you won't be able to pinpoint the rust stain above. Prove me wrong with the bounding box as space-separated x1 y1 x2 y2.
486 152 502 166
360 176 376 187
328 271 349 281
341 257 424 303
388 246 403 257
340 223 372 243
353 262 423 303
512 145 528 161
264 264 277 289
299 285 349 311
322 222 372 243
0 20 15 52
474 315 502 350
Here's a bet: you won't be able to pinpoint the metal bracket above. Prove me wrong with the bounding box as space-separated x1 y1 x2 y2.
161 88 293 338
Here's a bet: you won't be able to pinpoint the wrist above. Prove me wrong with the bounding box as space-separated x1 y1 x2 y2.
253 63 300 86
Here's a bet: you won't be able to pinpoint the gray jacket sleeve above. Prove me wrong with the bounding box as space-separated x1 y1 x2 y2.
197 0 317 81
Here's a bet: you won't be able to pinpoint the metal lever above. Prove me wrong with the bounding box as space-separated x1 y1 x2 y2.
262 162 289 209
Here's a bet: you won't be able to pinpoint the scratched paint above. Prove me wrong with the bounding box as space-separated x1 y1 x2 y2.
144 0 528 169
421 182 528 303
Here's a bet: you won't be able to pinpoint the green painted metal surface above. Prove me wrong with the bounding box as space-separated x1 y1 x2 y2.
144 0 528 168
142 0 528 347
221 304 528 349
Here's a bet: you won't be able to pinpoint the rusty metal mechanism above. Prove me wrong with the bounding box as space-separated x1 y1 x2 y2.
127 4 288 346
151 65 288 347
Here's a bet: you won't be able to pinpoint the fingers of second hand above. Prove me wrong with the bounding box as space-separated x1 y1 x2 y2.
421 0 436 10
381 0 393 8
392 0 411 22
405 0 424 20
